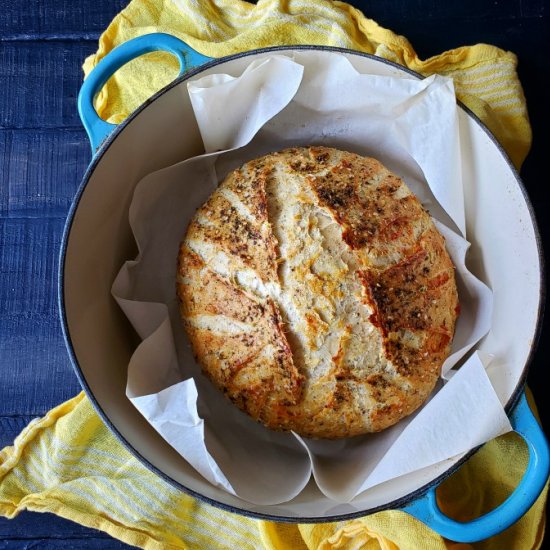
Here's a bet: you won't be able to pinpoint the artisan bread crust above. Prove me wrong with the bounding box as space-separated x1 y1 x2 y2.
177 146 459 438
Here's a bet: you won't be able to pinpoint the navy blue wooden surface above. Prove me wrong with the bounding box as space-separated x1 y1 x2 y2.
0 0 548 547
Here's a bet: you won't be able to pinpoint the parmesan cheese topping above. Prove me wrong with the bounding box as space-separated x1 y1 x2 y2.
177 147 459 438
264 162 386 387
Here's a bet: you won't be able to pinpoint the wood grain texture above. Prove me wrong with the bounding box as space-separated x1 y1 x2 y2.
1 218 63 318
0 129 89 217
0 512 120 540
0 219 81 415
0 417 37 449
0 540 133 549
0 42 99 129
0 0 128 39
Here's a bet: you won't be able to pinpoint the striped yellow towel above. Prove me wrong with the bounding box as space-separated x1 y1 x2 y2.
1 1 546 549
85 0 531 169
0 392 547 549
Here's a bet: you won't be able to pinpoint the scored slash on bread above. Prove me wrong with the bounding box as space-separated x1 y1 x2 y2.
177 146 459 439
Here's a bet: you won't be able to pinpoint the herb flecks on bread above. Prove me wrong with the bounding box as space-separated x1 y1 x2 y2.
177 147 459 439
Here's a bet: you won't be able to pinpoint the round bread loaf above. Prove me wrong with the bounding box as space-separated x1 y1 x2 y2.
177 146 459 439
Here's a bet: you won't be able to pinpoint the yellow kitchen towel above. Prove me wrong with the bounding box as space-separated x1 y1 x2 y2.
1 0 546 549
84 0 531 169
0 392 547 549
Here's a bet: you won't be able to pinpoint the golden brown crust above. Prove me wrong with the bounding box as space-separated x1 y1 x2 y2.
177 146 459 438
177 246 302 425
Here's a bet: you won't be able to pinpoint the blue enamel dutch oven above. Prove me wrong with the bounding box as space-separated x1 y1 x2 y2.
59 33 549 542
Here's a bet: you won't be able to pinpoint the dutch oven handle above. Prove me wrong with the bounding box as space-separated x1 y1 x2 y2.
401 390 549 542
78 33 213 152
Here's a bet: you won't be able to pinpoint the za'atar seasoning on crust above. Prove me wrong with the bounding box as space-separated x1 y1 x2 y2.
177 146 459 439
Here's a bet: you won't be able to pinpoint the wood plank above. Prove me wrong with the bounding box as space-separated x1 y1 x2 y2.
0 416 37 448
519 0 545 18
359 0 523 21
370 13 545 61
0 511 130 542
0 0 128 38
0 218 62 318
0 218 80 416
0 315 79 416
0 41 98 129
0 539 134 549
0 128 90 218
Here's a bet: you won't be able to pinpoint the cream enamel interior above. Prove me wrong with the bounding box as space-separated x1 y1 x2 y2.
62 49 542 519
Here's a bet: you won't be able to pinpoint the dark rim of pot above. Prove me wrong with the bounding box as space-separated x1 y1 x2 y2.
58 45 545 523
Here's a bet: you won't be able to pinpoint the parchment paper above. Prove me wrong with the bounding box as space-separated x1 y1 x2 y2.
112 52 511 505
